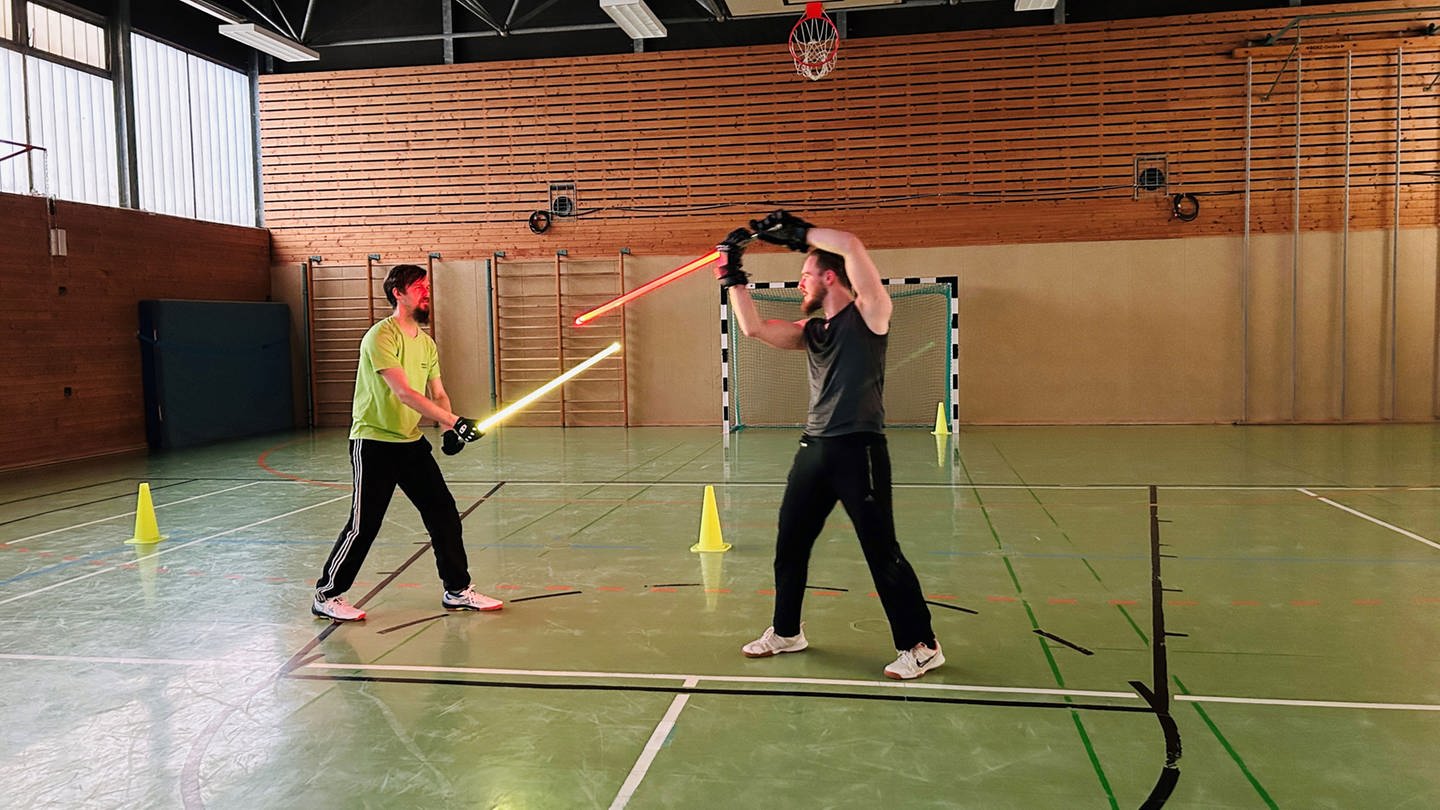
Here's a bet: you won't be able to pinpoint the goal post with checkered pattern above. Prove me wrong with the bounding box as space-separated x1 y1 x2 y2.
721 277 958 433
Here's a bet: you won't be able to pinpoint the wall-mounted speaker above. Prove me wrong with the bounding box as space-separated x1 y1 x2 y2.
1133 154 1168 198
549 181 577 217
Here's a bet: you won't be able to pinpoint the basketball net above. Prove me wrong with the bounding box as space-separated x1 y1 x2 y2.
789 2 837 81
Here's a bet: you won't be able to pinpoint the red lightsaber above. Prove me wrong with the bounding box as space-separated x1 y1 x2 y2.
572 250 721 327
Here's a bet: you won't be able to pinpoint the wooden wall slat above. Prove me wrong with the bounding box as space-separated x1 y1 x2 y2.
258 0 1440 263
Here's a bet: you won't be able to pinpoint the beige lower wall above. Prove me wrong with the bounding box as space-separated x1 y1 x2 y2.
431 259 496 421
276 228 1440 428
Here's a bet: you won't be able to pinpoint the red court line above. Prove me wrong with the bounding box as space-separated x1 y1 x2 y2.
257 439 349 490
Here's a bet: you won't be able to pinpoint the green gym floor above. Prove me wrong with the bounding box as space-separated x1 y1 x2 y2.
1 425 1437 809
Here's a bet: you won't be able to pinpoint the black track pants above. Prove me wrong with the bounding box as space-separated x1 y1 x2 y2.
771 432 935 651
315 437 470 598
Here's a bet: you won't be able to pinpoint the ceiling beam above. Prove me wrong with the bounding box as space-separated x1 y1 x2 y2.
454 0 507 34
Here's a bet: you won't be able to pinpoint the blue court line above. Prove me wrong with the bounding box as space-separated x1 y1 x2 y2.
478 542 647 550
207 538 334 546
925 549 1440 565
0 547 133 588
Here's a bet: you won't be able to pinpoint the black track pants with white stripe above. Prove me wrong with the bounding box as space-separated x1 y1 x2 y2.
315 436 470 599
771 432 935 651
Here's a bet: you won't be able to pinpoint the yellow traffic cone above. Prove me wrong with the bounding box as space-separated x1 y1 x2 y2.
690 485 732 552
126 483 167 544
935 433 949 468
930 402 950 436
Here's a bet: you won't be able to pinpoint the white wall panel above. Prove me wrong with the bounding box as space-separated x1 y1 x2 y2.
133 34 253 226
132 34 194 218
26 3 106 70
190 55 253 224
0 48 32 194
23 55 116 205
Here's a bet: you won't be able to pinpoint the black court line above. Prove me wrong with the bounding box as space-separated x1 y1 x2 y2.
183 481 507 810
806 584 849 592
288 672 1153 713
509 590 583 602
1133 681 1182 809
0 479 196 528
377 614 449 634
1136 484 1182 809
926 600 979 614
1034 630 1094 655
1148 486 1174 713
0 477 137 508
460 481 507 520
433 477 1440 491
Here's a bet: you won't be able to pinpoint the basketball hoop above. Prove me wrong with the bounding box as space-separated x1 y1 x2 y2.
789 2 837 81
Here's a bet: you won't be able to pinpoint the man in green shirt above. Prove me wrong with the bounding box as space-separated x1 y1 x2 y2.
312 264 498 621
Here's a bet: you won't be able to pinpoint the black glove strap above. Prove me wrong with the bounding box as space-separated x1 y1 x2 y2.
719 270 749 290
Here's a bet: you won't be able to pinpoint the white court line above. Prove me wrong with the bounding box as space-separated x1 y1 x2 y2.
610 676 697 810
11 653 1438 714
0 494 350 607
1297 488 1440 552
0 652 258 668
449 481 1433 492
2 481 263 546
1180 694 1440 712
299 662 1139 700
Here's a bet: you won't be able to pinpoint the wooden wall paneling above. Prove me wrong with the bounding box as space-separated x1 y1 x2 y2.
309 263 370 428
558 258 626 426
242 1 1440 427
494 257 562 426
257 0 1440 266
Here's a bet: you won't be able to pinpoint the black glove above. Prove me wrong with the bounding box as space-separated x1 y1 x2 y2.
441 429 465 456
715 227 752 290
749 210 814 253
453 417 483 442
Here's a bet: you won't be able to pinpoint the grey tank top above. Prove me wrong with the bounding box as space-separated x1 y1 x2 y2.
803 302 887 436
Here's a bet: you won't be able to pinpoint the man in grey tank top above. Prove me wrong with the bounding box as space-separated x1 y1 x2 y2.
716 210 943 680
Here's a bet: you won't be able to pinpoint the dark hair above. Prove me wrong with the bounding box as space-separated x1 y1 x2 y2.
810 249 851 291
382 264 427 307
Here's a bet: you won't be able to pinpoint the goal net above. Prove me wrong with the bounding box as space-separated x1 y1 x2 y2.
722 278 957 432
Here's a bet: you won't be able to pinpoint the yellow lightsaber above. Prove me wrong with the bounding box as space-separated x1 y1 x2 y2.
475 341 622 434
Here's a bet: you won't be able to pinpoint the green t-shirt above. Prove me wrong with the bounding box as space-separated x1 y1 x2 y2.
350 317 442 442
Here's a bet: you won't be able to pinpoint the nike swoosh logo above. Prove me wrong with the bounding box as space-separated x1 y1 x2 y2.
916 654 935 668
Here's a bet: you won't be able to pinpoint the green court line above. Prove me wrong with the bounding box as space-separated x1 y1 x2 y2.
981 448 1154 653
492 441 715 541
1021 597 1065 688
959 449 1119 808
1116 604 1149 646
991 445 1081 535
1001 555 1025 596
568 439 722 538
956 455 1006 553
1071 709 1120 810
1173 675 1278 809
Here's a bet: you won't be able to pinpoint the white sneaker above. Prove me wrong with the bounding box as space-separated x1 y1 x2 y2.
742 625 808 658
442 586 503 611
884 641 944 680
312 594 365 622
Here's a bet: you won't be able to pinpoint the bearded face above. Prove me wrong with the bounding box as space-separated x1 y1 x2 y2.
801 283 826 316
414 301 430 324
